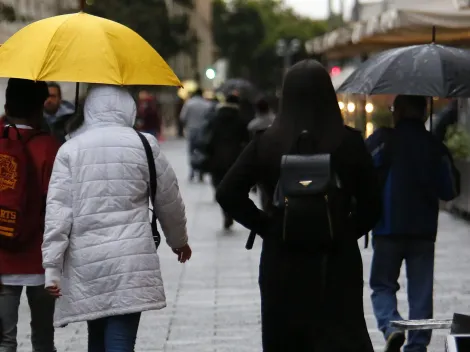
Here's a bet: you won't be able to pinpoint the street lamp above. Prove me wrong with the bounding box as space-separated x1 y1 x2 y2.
276 38 302 74
205 68 216 80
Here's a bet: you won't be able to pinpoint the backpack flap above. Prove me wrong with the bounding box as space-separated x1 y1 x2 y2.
274 153 336 251
280 154 331 197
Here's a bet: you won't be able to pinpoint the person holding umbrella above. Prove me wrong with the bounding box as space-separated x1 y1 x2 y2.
366 95 460 352
42 85 192 351
0 4 191 351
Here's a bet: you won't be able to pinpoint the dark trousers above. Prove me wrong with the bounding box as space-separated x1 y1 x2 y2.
0 285 56 352
187 129 201 178
370 236 435 352
87 313 141 352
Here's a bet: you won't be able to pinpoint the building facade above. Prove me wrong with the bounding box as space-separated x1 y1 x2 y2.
166 0 214 90
0 0 78 42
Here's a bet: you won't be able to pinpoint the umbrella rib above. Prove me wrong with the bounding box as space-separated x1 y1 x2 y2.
437 47 445 98
36 15 77 81
370 48 409 95
107 39 123 85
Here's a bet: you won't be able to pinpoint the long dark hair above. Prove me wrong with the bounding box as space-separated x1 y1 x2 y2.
271 59 344 154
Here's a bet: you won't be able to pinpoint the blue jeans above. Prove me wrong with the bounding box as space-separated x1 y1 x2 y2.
370 236 434 352
87 313 141 352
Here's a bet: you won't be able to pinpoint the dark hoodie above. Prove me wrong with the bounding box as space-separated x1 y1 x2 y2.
216 60 380 352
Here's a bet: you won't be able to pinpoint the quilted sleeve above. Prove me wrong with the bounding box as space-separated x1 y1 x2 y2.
42 147 73 287
149 137 188 249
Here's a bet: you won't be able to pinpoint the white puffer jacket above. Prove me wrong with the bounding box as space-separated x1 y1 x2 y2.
42 85 188 327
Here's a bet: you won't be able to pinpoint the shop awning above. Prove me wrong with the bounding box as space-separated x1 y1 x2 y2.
306 8 470 60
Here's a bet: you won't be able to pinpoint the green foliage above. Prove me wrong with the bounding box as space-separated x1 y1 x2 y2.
445 124 470 160
327 13 344 31
212 0 327 91
213 0 266 79
82 0 194 60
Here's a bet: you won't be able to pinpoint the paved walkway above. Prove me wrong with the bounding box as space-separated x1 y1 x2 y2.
14 139 470 352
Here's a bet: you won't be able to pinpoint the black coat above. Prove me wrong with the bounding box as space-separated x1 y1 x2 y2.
216 60 381 352
207 103 250 180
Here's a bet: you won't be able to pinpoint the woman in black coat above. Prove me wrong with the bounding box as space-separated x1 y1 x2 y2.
216 60 382 352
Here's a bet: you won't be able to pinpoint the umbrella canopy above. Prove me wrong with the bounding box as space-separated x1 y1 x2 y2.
216 78 258 102
0 12 181 87
337 44 470 97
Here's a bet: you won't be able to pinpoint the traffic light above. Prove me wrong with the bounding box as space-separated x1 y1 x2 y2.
330 66 341 76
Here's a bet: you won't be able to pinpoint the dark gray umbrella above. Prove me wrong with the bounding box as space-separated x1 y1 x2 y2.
337 44 470 97
216 78 258 102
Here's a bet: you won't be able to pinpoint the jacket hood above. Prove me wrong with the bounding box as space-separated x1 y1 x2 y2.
273 59 344 153
84 85 136 129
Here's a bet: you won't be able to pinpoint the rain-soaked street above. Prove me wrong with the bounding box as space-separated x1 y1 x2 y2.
14 139 470 352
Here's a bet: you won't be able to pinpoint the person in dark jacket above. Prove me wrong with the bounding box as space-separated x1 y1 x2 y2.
366 95 460 352
216 60 381 352
247 98 275 137
209 94 250 229
43 82 75 143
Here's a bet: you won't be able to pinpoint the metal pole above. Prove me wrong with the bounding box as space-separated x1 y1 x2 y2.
284 53 291 75
74 82 80 114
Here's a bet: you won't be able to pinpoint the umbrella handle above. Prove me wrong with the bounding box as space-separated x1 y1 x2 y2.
79 0 85 11
74 82 80 114
429 97 433 132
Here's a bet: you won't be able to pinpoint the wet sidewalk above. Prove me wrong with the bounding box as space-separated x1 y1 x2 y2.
13 139 470 352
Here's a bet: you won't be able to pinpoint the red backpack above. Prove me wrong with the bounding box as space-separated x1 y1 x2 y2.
0 124 45 251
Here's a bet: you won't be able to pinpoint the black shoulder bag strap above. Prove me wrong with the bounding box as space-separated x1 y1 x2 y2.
136 131 161 249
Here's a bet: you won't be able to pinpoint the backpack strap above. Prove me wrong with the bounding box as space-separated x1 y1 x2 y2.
295 130 312 154
136 131 161 249
2 124 47 144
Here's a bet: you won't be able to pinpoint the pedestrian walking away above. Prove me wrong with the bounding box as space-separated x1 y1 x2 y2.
179 88 212 182
135 90 163 141
208 93 250 230
41 85 192 352
0 78 61 352
247 98 275 137
216 59 382 352
366 95 461 352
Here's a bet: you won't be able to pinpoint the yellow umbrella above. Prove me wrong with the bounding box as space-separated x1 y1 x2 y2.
0 12 181 86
